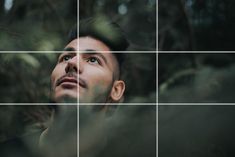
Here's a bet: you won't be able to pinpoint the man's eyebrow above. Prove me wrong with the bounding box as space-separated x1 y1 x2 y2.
83 49 108 64
63 47 76 51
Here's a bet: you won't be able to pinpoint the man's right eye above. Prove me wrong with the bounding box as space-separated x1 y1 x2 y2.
60 55 73 62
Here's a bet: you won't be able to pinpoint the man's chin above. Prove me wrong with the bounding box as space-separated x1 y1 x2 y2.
79 93 109 104
53 93 77 103
52 87 78 103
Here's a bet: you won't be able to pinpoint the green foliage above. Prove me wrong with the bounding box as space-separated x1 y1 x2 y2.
159 53 235 102
0 0 76 50
80 0 156 50
159 0 235 50
0 53 57 102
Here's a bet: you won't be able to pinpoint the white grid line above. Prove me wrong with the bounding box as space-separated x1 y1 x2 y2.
159 103 235 105
2 103 235 105
0 103 157 105
156 0 159 156
0 51 157 53
2 51 235 53
158 51 235 53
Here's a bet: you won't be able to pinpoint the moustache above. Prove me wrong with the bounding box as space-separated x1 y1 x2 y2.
56 72 78 87
79 78 88 89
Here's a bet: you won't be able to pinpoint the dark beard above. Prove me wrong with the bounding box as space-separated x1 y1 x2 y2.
56 95 77 103
79 81 114 103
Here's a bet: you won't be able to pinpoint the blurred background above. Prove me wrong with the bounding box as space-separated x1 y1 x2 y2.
159 53 235 102
159 0 235 50
0 0 77 50
0 105 52 142
0 53 56 102
0 105 53 157
80 0 156 51
159 105 235 157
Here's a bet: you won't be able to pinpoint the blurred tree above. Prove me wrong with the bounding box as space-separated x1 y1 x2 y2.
0 0 77 50
159 53 235 102
0 105 52 143
0 53 57 102
80 0 156 50
158 0 192 50
159 0 235 50
122 53 156 102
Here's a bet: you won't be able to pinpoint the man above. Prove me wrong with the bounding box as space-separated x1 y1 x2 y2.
40 17 129 157
51 17 129 103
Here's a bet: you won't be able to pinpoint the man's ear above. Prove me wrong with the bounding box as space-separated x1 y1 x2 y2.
110 80 125 102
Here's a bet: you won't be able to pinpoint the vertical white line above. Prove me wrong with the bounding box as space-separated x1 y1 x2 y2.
156 0 159 156
77 0 80 157
156 54 158 157
156 0 158 52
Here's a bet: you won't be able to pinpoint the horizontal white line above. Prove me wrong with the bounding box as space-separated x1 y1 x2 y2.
0 103 157 105
0 51 157 53
79 103 157 105
2 51 235 53
1 103 235 105
159 103 235 105
159 51 235 53
0 103 77 105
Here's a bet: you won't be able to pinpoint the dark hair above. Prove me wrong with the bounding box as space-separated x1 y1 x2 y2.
68 18 129 51
68 17 128 77
79 17 129 51
67 25 77 44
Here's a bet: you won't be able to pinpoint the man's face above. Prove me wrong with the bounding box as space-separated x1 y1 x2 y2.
51 36 123 103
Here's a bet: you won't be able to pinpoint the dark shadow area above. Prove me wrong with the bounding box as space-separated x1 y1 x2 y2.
0 105 156 157
0 53 58 102
80 105 156 157
80 0 156 51
0 105 52 157
159 105 235 157
159 53 235 102
159 0 235 50
122 53 156 103
0 105 77 157
0 0 77 50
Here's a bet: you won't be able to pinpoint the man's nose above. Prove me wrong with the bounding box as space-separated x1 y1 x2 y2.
79 54 84 74
65 56 78 73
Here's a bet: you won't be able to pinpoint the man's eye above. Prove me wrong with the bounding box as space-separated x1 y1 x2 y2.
87 57 100 64
62 55 72 61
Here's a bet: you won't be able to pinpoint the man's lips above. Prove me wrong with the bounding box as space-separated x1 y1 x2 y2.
56 77 78 87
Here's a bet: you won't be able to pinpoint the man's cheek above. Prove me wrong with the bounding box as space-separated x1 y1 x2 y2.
93 85 107 95
90 80 112 99
93 79 112 91
51 76 57 90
